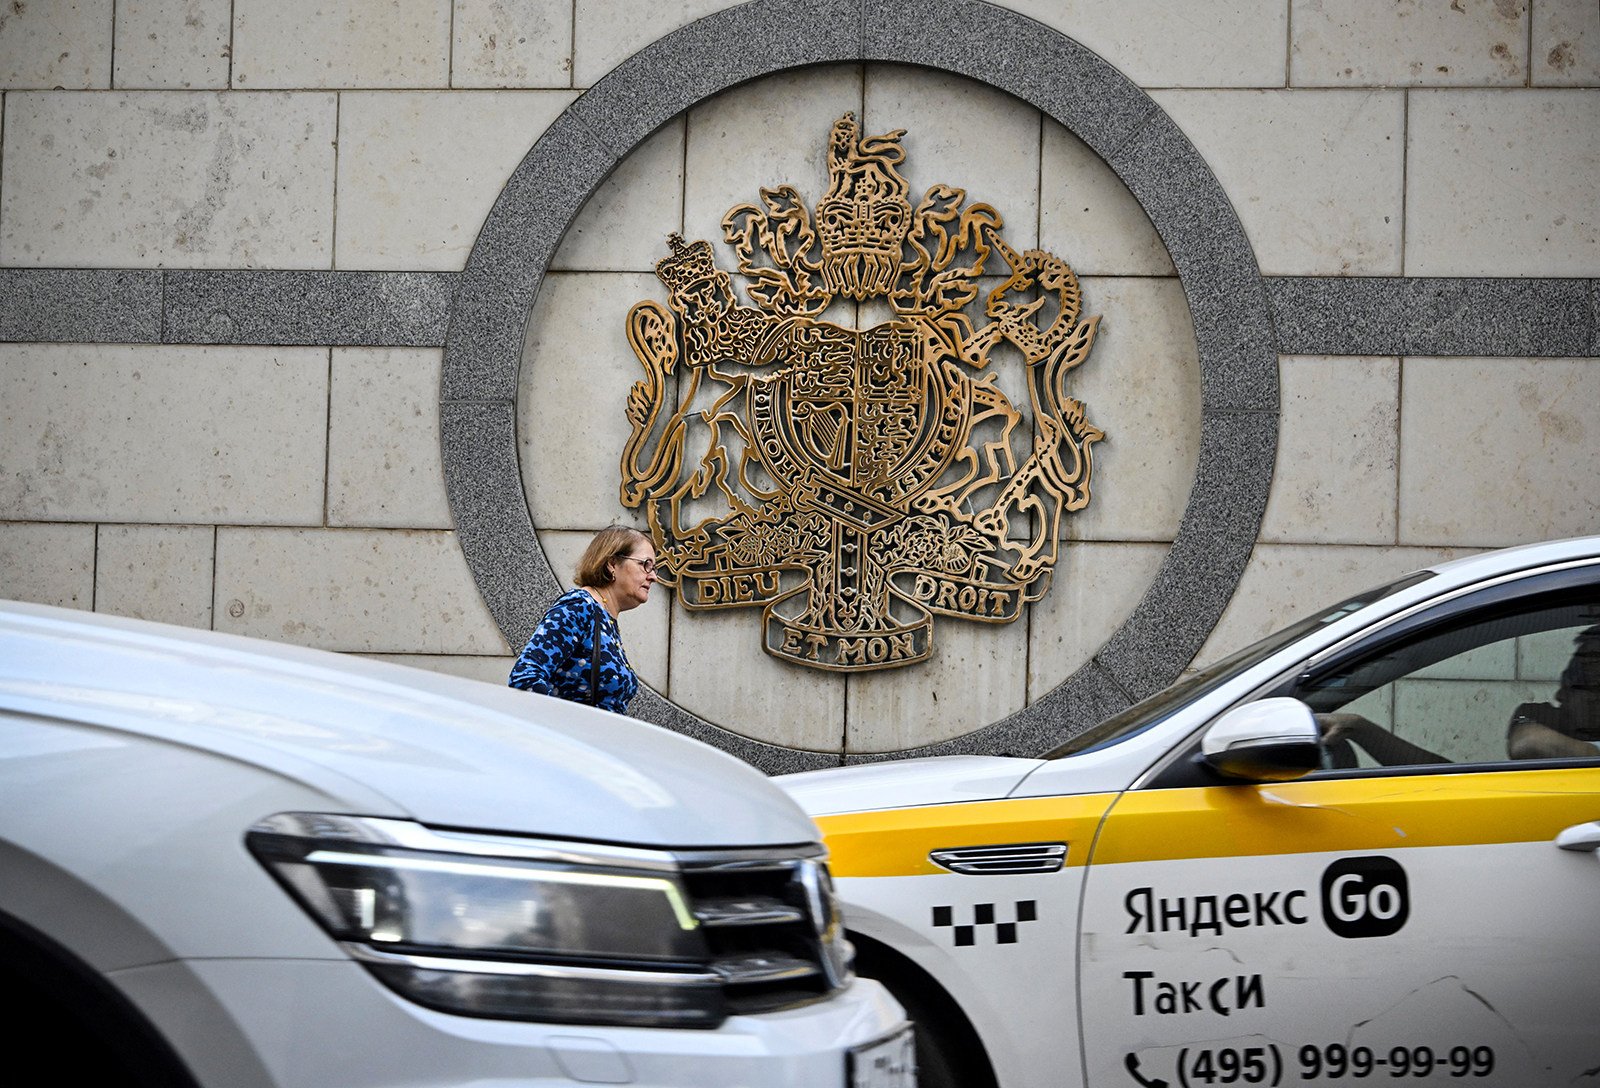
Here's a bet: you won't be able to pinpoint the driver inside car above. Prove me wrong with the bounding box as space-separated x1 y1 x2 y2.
1316 624 1600 767
1506 625 1600 760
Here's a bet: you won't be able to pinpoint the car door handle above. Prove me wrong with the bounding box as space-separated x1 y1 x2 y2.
1555 822 1600 852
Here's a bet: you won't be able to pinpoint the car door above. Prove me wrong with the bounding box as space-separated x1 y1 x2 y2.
819 790 1120 1088
1075 564 1600 1088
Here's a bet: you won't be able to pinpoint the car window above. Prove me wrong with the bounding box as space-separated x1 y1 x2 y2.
1295 590 1600 770
1044 572 1435 759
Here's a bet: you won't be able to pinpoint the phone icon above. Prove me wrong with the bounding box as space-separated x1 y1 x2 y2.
1125 1053 1169 1088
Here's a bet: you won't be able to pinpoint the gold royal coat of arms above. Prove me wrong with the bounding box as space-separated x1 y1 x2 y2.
620 114 1104 673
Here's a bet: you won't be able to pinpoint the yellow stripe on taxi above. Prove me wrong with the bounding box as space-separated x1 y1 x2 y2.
1092 766 1600 864
816 767 1600 877
816 794 1116 877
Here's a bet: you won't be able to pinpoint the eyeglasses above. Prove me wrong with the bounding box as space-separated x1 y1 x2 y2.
617 555 658 575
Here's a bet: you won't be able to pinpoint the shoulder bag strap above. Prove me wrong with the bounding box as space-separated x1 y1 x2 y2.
587 607 603 706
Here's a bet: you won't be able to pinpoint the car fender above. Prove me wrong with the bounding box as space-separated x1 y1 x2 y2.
0 710 367 967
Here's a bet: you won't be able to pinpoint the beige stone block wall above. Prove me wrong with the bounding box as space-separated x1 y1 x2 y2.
1005 0 1289 87
0 0 111 89
1519 626 1584 680
1260 356 1399 545
214 528 504 653
335 90 576 270
1151 89 1405 276
682 64 863 253
1412 641 1515 681
94 524 216 628
667 600 847 752
1405 90 1598 277
0 522 95 608
1028 541 1170 697
1394 676 1548 763
1 91 336 267
864 67 1042 250
520 272 660 532
1534 0 1600 85
1336 625 1584 765
0 345 328 524
1290 0 1526 87
113 0 231 90
452 0 572 89
328 349 453 529
847 615 1030 753
1063 277 1199 542
1399 357 1600 547
232 0 452 89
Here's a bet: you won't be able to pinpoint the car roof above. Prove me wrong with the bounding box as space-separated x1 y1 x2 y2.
1422 535 1600 583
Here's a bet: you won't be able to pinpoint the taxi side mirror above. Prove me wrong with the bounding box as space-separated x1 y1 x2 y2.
1201 698 1321 782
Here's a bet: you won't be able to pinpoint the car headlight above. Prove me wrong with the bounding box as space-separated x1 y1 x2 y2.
247 813 724 1027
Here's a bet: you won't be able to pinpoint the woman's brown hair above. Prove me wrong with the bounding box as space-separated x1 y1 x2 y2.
574 527 651 588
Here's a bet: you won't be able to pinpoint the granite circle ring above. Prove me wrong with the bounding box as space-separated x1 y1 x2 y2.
440 0 1278 773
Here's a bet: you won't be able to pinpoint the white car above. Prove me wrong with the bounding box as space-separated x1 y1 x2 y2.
0 602 913 1088
782 535 1600 1088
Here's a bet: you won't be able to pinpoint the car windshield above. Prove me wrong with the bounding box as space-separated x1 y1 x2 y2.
1043 571 1436 759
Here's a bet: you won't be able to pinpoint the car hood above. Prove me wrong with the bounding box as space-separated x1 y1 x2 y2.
778 754 1043 816
0 604 816 849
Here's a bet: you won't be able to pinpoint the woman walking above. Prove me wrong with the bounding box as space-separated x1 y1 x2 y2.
508 527 657 714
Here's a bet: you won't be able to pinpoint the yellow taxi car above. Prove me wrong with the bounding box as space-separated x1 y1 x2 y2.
781 536 1600 1088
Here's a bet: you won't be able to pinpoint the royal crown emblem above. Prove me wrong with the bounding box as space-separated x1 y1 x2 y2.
620 114 1104 672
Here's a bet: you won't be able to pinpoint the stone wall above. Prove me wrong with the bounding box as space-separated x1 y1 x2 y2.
1 0 1596 765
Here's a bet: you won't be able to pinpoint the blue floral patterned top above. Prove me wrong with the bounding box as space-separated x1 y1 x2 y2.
508 588 638 714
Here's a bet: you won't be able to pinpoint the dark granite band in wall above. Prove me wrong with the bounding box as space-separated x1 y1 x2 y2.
3 269 1592 356
0 269 164 343
0 269 457 347
1268 277 1600 358
163 271 458 346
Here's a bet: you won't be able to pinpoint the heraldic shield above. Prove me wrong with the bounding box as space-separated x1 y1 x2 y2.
620 114 1104 673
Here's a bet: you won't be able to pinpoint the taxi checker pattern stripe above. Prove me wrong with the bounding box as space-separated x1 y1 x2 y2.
815 795 1114 878
1089 767 1600 865
816 768 1599 877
